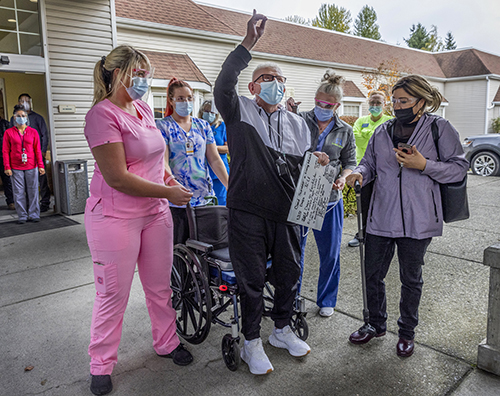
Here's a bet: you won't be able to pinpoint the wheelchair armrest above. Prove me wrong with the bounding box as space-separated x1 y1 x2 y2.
185 238 214 253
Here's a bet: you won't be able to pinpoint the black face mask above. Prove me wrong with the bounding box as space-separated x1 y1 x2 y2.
394 101 420 125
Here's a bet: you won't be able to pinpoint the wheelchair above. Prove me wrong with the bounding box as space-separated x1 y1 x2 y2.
170 203 309 371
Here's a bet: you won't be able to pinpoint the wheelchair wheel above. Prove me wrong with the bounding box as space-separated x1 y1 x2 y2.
171 245 212 345
221 334 240 371
291 312 309 341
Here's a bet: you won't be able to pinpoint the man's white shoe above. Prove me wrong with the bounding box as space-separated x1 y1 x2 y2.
240 338 274 375
268 325 311 357
319 307 334 317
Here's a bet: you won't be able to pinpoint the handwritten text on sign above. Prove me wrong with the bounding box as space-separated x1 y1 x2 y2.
287 152 336 230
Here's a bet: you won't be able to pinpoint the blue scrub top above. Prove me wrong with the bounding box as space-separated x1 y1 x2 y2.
209 121 229 180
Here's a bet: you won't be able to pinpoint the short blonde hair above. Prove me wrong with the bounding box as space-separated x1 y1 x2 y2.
392 75 443 113
92 45 150 106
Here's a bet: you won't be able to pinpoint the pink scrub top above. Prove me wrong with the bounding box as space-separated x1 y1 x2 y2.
84 99 169 218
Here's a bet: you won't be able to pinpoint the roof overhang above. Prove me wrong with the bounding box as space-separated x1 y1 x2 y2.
116 17 242 44
152 79 211 92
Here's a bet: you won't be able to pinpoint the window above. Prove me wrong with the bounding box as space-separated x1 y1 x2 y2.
0 0 41 56
153 94 167 119
342 103 360 117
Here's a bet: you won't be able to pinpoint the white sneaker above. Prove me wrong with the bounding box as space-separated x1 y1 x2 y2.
269 325 311 357
241 338 274 375
319 307 334 317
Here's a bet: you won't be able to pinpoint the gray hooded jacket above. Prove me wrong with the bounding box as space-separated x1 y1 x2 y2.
299 110 357 203
356 113 469 239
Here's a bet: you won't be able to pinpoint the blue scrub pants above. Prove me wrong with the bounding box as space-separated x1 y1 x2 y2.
299 199 343 308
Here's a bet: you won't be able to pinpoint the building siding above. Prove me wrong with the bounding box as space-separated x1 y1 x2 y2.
487 79 500 133
44 0 114 177
444 79 487 140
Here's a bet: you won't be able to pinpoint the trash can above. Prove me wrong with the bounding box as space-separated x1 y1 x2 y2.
57 159 89 215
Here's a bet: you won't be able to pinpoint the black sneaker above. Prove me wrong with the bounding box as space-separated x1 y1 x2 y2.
40 205 50 212
90 374 112 395
157 343 193 366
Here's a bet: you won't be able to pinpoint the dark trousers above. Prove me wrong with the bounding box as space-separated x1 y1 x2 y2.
228 208 301 340
39 172 51 207
365 233 432 340
170 207 189 245
0 158 14 205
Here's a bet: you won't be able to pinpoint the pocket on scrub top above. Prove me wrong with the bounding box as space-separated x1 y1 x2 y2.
93 261 118 295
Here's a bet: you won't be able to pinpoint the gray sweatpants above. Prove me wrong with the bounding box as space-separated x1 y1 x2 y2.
12 168 40 221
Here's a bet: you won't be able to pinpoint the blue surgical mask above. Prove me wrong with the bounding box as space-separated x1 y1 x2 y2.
15 116 28 125
175 101 193 117
257 80 285 105
202 112 216 124
369 106 383 117
314 106 334 122
124 77 149 100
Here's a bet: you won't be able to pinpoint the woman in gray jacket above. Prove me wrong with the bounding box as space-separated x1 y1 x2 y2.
288 70 357 317
346 75 469 357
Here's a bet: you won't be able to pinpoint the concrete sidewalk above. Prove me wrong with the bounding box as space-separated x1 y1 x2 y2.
1 174 500 395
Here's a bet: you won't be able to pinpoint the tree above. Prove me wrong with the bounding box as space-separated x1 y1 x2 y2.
445 31 457 50
361 59 413 116
312 3 351 33
353 5 381 40
424 25 444 52
283 15 310 25
404 23 429 50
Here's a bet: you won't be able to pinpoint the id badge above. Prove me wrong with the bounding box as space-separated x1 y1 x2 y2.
21 153 28 163
186 139 194 156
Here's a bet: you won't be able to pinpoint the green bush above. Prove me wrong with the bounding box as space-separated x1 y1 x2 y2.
492 117 500 133
342 185 357 217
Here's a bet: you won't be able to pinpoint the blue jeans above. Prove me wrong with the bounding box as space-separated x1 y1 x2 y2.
299 199 343 308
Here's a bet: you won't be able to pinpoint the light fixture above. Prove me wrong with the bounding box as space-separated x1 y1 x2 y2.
8 19 17 23
30 0 38 2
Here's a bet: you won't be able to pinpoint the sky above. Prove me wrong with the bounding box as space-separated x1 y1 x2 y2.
197 0 500 55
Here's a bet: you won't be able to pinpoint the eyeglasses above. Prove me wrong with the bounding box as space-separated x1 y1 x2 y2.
132 68 150 78
173 96 194 102
391 97 418 106
368 100 384 106
254 74 287 84
315 99 339 110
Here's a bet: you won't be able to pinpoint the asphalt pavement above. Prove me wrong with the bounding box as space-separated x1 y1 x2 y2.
1 173 500 395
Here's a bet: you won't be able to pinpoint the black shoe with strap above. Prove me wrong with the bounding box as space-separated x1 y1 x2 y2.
349 323 386 345
157 343 193 366
90 374 112 395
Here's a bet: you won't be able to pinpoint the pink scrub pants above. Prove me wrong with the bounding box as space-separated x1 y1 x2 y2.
85 202 179 375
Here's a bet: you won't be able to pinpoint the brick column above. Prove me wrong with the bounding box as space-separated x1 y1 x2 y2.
478 243 500 375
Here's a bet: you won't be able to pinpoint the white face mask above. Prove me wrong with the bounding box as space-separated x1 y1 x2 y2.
21 100 31 111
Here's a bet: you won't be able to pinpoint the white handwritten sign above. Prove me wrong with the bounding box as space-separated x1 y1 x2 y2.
287 152 336 230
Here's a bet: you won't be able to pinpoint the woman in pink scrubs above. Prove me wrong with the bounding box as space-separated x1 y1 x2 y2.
84 45 193 396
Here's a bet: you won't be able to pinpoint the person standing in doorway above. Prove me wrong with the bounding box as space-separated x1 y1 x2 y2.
0 116 15 210
3 105 45 223
11 94 51 212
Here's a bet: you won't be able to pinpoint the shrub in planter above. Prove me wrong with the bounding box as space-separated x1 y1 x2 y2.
492 117 500 133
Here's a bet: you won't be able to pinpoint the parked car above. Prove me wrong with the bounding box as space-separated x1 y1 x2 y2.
462 134 500 176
